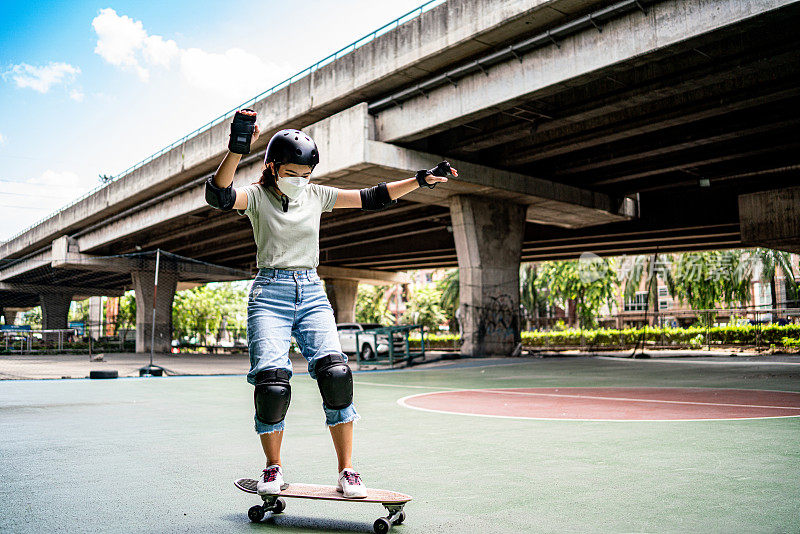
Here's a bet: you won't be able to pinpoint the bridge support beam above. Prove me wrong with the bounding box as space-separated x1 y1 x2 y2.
450 194 526 358
739 186 800 253
3 309 18 326
39 293 72 342
323 278 358 324
88 296 103 341
307 102 636 229
132 265 178 355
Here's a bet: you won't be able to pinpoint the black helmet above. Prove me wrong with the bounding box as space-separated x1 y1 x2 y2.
264 129 319 171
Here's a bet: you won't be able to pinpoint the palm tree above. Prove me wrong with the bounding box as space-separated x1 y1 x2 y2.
620 253 674 323
433 268 460 340
745 248 798 310
519 262 542 329
438 268 459 316
667 250 754 324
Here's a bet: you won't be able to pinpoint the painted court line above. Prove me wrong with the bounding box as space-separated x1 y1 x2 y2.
355 380 459 390
422 388 800 411
395 393 800 422
595 356 800 366
396 387 800 422
358 382 800 409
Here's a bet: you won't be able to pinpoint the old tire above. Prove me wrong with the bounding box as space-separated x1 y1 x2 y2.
89 370 118 379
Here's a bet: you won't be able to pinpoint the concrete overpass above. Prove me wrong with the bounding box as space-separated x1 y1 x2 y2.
1 0 798 357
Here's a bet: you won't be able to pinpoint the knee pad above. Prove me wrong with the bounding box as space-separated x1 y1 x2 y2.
313 353 353 410
254 368 291 425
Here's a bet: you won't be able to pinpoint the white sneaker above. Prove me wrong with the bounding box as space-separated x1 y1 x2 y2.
336 468 367 499
257 464 284 495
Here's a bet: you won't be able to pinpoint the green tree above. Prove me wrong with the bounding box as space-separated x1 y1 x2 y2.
68 298 90 324
746 248 798 309
20 306 42 329
400 283 448 330
534 256 617 328
116 291 136 332
436 268 459 331
355 284 394 325
172 281 248 344
618 253 675 316
520 262 546 328
667 250 752 323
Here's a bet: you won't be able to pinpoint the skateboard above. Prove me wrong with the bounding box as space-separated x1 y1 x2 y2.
234 478 412 533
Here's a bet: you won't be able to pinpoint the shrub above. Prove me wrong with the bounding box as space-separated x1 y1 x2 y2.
404 324 800 349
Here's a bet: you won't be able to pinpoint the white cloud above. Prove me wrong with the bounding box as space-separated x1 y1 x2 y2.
91 8 285 98
142 34 180 68
0 132 5 145
92 8 151 81
2 62 81 93
180 47 278 99
69 89 85 102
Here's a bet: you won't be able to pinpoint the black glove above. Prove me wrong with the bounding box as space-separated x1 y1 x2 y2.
228 109 257 154
415 161 454 189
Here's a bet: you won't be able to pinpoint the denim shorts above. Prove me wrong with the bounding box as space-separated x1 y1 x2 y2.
247 267 360 434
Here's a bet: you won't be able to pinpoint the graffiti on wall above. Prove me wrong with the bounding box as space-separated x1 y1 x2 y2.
459 293 521 346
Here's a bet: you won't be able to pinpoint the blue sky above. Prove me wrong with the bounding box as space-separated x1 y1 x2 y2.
0 0 443 241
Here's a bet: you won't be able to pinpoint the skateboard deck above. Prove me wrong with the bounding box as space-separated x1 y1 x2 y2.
235 478 411 533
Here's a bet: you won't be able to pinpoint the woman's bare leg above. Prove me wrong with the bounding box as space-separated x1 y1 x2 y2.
329 420 354 472
259 430 284 466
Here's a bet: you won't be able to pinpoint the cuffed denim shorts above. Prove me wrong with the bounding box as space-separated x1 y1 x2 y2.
247 267 360 434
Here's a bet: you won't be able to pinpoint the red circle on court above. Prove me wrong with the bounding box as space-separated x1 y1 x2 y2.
399 387 800 420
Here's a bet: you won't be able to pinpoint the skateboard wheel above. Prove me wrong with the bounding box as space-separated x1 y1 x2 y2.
248 505 265 522
396 510 405 524
273 497 286 514
373 517 391 534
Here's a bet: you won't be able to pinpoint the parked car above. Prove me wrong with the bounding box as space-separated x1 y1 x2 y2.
337 323 389 361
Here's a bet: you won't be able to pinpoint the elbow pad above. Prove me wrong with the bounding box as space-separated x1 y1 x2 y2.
205 176 236 211
360 182 398 211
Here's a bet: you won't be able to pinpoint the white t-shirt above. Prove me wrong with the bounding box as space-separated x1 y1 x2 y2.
236 182 339 270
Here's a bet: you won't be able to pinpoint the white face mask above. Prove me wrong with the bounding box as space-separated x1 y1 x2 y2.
276 174 309 200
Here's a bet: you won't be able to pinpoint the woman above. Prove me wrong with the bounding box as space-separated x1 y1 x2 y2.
205 108 456 499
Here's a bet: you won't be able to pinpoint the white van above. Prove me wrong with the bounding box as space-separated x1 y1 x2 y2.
336 323 390 361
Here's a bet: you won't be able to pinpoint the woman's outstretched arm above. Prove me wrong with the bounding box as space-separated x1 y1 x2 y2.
332 163 457 209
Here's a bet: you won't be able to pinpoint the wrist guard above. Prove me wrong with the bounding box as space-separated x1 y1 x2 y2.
360 182 398 211
205 176 236 211
228 109 257 154
415 161 453 189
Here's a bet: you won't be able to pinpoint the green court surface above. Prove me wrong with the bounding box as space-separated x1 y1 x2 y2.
1 356 799 533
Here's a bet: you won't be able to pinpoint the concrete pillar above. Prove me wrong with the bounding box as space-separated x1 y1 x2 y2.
88 296 103 340
132 265 178 354
1 309 15 326
450 195 526 357
739 186 800 253
39 293 72 342
323 278 358 323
